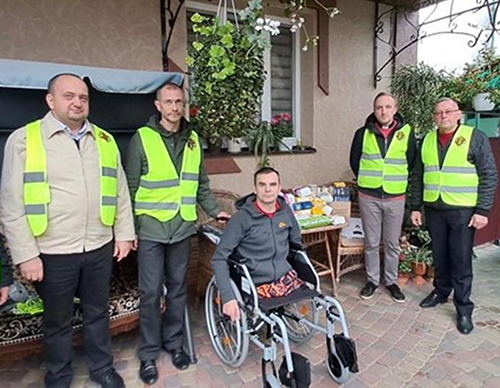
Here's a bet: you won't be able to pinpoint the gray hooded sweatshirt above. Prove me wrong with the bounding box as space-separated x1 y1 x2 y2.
211 193 303 304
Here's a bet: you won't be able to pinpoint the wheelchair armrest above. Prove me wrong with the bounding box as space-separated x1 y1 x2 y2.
288 250 320 290
289 241 304 252
227 255 260 309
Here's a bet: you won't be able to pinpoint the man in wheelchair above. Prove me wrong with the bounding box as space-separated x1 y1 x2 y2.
207 167 358 387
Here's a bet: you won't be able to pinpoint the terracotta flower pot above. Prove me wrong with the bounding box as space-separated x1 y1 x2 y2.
412 262 427 286
398 273 411 287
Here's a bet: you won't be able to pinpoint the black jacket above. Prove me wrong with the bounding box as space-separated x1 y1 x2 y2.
410 127 498 216
211 194 302 304
349 112 418 198
0 236 13 288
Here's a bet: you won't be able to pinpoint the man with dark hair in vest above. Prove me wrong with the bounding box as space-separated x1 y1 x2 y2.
411 97 497 335
126 81 229 385
0 74 135 388
350 92 417 303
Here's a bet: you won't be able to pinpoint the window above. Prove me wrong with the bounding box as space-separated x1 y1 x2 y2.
187 6 300 137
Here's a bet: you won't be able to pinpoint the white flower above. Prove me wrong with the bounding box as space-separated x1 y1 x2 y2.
256 18 264 25
290 25 298 33
270 20 281 29
302 45 308 52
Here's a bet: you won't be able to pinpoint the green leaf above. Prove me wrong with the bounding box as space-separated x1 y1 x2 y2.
190 13 205 24
221 33 233 48
186 56 194 67
210 45 225 58
192 41 204 51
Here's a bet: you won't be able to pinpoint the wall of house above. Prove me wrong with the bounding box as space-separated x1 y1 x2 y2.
0 0 162 70
0 0 409 196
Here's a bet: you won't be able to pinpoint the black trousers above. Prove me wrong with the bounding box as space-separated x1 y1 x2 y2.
425 207 475 317
137 237 190 361
35 241 114 388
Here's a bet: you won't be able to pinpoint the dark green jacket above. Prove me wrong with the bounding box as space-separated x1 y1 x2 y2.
126 116 220 243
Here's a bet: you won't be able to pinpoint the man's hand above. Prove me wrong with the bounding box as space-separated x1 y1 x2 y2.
131 238 138 251
0 286 9 306
19 257 44 282
468 214 488 230
216 211 231 224
114 240 133 262
222 299 240 322
411 211 422 227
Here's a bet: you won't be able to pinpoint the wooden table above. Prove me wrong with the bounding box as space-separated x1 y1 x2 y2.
301 223 347 296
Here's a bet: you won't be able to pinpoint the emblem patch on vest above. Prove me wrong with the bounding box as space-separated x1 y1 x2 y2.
396 131 405 141
187 138 197 150
99 131 111 143
455 136 466 146
278 222 287 228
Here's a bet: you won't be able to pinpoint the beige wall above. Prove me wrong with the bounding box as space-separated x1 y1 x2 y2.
0 0 402 195
0 0 162 70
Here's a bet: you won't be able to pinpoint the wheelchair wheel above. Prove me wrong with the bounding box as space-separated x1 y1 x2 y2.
282 299 318 343
326 347 350 384
205 277 249 367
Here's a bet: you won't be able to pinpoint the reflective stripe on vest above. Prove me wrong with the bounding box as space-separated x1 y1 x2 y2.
358 124 411 194
422 125 478 206
134 127 201 222
24 120 119 237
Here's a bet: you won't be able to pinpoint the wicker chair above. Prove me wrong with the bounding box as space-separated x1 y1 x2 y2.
333 183 366 283
196 189 241 304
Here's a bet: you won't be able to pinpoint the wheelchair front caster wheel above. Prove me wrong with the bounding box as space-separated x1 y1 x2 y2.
326 350 350 384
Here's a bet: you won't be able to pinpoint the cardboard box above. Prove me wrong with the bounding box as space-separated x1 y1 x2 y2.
330 201 351 220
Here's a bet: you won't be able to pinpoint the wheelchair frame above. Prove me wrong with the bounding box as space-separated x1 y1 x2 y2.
204 242 355 387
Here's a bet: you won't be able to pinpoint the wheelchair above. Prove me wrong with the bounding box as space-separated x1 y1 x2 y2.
202 226 358 387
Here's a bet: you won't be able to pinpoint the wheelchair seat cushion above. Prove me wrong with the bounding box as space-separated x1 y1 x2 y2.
258 286 320 312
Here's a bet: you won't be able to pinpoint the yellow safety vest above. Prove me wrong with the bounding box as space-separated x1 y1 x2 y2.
24 120 119 237
134 127 201 222
422 125 478 207
358 124 411 194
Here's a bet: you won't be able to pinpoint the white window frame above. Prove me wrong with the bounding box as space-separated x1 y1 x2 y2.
186 1 301 138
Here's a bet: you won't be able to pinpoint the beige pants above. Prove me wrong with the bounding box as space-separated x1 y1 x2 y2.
359 195 405 286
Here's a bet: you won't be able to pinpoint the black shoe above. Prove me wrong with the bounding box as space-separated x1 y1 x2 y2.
387 284 405 303
139 360 158 385
167 348 190 370
360 282 378 300
419 291 447 308
91 368 124 388
457 315 474 335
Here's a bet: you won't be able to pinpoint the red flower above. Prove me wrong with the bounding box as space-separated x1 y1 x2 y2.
273 113 282 122
190 106 199 117
282 113 291 122
270 118 279 125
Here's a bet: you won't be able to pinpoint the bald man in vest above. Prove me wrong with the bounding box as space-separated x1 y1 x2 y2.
126 82 229 385
411 97 497 335
0 74 135 388
350 92 417 303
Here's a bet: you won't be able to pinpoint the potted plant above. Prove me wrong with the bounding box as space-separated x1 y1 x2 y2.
398 259 412 287
442 48 500 111
391 63 447 138
247 121 281 167
187 0 271 150
401 228 433 286
271 113 296 151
